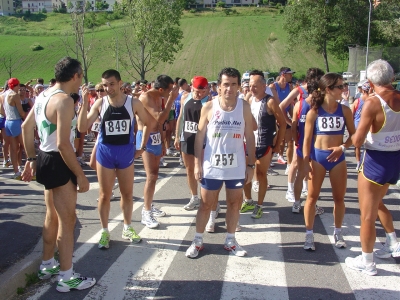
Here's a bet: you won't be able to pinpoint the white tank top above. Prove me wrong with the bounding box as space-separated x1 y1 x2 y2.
3 90 21 120
203 98 246 180
35 89 77 152
365 94 400 152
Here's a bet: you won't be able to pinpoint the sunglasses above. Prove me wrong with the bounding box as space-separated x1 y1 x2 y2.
332 85 345 90
96 89 105 92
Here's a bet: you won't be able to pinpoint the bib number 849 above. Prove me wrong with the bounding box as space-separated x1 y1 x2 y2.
212 153 237 168
105 119 129 135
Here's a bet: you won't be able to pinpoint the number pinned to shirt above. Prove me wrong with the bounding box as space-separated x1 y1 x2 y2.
317 116 344 132
91 122 101 133
211 153 238 168
150 132 162 145
184 121 198 133
105 119 129 136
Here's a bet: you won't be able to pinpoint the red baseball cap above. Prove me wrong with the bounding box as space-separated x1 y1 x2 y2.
8 78 20 90
192 76 208 89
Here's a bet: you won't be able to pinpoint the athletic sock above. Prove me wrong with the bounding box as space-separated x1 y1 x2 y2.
245 198 253 204
194 232 203 240
123 224 131 230
294 200 301 205
288 183 294 192
210 211 217 222
306 230 313 235
102 228 109 233
334 228 342 235
226 233 235 241
362 251 374 265
58 267 73 281
192 194 199 199
303 180 308 191
387 232 398 246
41 257 56 267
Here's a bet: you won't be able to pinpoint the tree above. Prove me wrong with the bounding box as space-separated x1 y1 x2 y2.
118 0 184 80
67 1 74 10
95 0 109 11
60 1 94 84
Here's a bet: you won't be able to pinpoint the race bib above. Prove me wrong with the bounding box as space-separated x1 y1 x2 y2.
184 121 198 134
317 116 345 132
212 153 238 168
150 132 162 145
91 122 101 133
105 119 130 136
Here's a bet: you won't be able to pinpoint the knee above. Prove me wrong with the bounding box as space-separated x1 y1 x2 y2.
147 172 158 183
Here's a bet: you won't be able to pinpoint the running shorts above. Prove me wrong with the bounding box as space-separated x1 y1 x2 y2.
136 130 162 156
5 119 22 137
201 178 245 191
361 149 400 186
96 142 135 169
312 148 345 171
0 116 5 129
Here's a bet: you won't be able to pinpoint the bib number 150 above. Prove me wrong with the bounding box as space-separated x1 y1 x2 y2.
212 153 237 168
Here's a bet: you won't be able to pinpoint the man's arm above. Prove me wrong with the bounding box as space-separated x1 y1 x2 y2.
10 93 26 119
174 92 188 150
243 101 256 184
291 102 300 144
279 88 299 126
351 98 358 116
194 102 212 181
133 98 154 157
267 96 286 153
56 95 88 192
302 109 317 161
351 98 378 148
21 107 37 181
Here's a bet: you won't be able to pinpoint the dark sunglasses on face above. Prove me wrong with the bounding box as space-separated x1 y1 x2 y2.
96 89 105 92
332 85 345 90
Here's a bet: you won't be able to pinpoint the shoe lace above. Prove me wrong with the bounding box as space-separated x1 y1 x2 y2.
99 232 109 244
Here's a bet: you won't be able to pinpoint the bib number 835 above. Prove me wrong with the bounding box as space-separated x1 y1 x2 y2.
212 153 237 168
318 116 344 132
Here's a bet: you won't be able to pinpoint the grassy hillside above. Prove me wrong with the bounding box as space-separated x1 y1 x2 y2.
0 9 345 84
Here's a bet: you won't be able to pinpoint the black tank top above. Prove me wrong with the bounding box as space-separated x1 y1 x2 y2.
183 95 209 143
252 95 276 147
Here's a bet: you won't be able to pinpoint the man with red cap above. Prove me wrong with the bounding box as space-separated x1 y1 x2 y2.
3 78 25 179
175 76 216 220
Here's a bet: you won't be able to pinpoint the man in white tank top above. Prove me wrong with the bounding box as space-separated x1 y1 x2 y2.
185 67 256 258
345 60 400 276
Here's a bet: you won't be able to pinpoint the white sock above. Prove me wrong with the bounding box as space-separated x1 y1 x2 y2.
294 200 300 205
287 163 291 169
226 233 235 240
362 251 374 265
143 210 151 214
194 232 203 240
245 198 253 203
58 267 73 281
192 194 198 199
210 211 217 222
387 232 398 246
306 230 313 235
288 183 294 192
334 228 341 235
41 257 55 267
123 224 131 230
102 228 109 233
303 180 308 191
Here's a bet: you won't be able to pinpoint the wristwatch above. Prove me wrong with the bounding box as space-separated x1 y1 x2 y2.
140 146 147 151
247 164 256 169
27 157 37 161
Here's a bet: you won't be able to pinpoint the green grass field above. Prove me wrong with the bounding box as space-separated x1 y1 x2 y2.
0 9 345 84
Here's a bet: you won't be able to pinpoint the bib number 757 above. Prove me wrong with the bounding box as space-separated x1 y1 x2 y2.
212 153 237 168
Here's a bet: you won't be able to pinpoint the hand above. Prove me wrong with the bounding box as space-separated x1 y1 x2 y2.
194 164 203 182
326 146 343 162
81 85 89 104
245 166 254 185
304 162 312 181
77 175 89 193
169 85 179 100
135 149 143 159
174 137 180 150
22 161 36 182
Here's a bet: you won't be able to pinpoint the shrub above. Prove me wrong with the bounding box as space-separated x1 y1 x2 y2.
189 9 197 13
42 8 47 13
216 1 225 8
30 43 44 51
267 32 277 42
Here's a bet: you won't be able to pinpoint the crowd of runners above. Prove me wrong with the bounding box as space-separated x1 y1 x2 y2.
0 57 399 292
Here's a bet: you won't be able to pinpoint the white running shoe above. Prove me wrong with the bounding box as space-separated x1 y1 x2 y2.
183 196 200 210
151 204 166 217
185 237 204 258
286 190 295 203
375 242 400 258
285 165 290 175
301 189 308 198
304 233 315 251
56 273 96 292
252 181 259 192
334 232 347 248
179 156 184 166
267 168 279 176
113 181 119 190
141 212 159 229
345 255 377 276
224 237 247 257
292 203 301 213
315 205 324 215
205 220 215 233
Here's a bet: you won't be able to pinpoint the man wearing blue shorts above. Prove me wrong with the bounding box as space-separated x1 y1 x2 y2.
185 67 256 258
78 69 153 249
345 59 400 276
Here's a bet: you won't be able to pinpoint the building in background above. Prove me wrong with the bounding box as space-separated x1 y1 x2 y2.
0 0 15 15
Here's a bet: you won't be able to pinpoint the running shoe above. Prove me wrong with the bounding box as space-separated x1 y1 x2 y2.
205 219 215 233
56 273 96 292
270 162 275 167
396 179 400 188
345 255 377 276
277 156 287 164
159 157 168 167
179 156 184 166
315 205 324 215
252 181 259 192
267 168 279 176
185 237 204 258
98 231 110 249
18 165 24 173
301 189 308 198
77 157 87 167
375 242 400 259
224 237 247 257
151 204 166 217
113 181 119 190
12 172 22 180
304 233 315 251
122 226 142 243
286 190 295 202
141 212 159 229
284 165 290 175
183 195 200 210
38 262 60 280
334 232 347 248
240 199 255 213
2 159 11 167
236 221 241 232
292 203 301 213
251 204 263 219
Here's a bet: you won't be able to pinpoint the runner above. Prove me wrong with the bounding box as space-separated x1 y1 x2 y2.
302 73 355 251
241 70 286 219
137 75 179 228
21 57 96 292
185 67 256 258
0 85 11 167
78 69 152 248
345 59 400 276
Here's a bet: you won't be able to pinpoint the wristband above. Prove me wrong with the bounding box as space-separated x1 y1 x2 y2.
27 157 37 161
340 145 346 152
